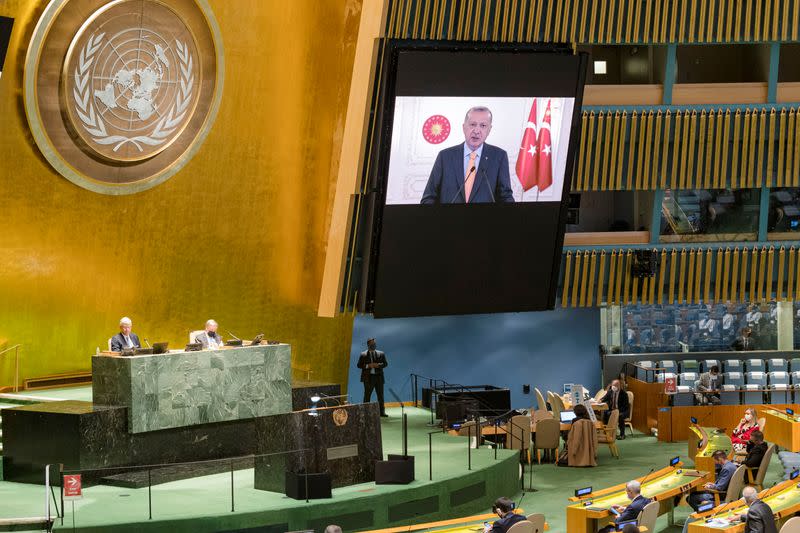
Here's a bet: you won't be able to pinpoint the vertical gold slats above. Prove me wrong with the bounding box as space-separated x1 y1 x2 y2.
588 0 599 42
579 251 590 307
411 0 422 37
697 110 708 189
714 248 724 303
725 0 734 41
636 111 648 190
577 113 588 191
757 109 767 187
678 249 688 304
543 0 554 42
765 247 774 303
608 249 618 305
778 108 787 186
657 249 667 304
721 247 731 302
686 110 698 189
598 0 609 43
731 109 742 189
777 246 785 301
615 0 625 43
794 106 800 187
668 249 678 304
695 248 704 303
766 0 775 40
704 110 716 189
720 109 731 189
734 0 744 41
794 0 800 41
596 251 607 306
687 249 697 304
688 0 699 42
624 0 634 42
660 0 670 42
631 275 639 305
754 0 763 40
627 111 639 190
795 246 800 301
602 111 614 190
766 108 776 187
616 111 628 189
670 111 683 189
561 251 572 306
649 251 658 303
739 247 749 303
744 0 753 41
609 111 622 191
699 0 709 42
786 246 796 301
678 0 688 42
661 111 672 189
571 249 582 308
615 249 624 304
742 109 752 189
623 250 633 304
436 0 447 38
576 0 587 42
586 250 597 307
753 246 763 302
781 0 790 40
787 109 796 188
679 110 691 189
748 109 758 188
637 0 647 43
713 109 725 189
652 110 663 188
731 247 740 303
670 0 680 42
645 111 656 189
704 248 714 303
592 111 604 191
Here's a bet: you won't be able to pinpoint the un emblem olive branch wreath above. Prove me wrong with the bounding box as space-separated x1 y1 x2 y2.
72 32 194 153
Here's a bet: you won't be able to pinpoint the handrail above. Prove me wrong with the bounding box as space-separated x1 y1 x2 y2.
0 344 21 392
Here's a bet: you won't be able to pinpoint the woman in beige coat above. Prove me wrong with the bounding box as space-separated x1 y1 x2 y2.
559 404 598 467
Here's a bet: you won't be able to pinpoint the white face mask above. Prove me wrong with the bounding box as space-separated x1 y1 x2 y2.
744 414 753 422
611 386 619 392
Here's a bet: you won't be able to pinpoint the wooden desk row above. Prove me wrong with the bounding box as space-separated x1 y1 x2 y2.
364 510 549 533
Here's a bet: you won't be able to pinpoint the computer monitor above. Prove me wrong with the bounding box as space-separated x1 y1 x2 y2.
788 408 795 416
697 502 715 512
690 416 698 424
250 333 264 346
560 410 577 423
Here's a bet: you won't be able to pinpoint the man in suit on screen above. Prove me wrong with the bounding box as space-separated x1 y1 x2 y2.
421 106 515 204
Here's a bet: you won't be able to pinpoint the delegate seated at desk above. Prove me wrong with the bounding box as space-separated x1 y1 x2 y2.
731 408 760 453
730 486 778 533
598 480 651 533
483 497 525 533
695 365 722 406
600 379 629 440
734 430 768 469
195 319 223 349
110 316 141 351
687 450 738 511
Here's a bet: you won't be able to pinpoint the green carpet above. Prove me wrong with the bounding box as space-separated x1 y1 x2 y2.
0 391 787 532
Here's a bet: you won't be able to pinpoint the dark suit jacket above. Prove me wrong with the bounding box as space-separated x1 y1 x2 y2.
745 499 778 533
110 332 141 352
743 441 768 469
600 388 630 413
616 495 651 525
731 336 757 351
489 512 526 533
421 143 515 204
357 350 387 383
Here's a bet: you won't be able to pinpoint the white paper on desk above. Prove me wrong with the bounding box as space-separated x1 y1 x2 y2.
705 519 731 528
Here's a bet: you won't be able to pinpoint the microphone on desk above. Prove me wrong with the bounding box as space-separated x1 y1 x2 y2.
227 330 241 341
449 166 476 203
480 167 496 203
637 467 657 495
144 338 151 348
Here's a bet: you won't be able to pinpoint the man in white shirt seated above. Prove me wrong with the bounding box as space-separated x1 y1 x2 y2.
195 319 224 349
110 316 141 351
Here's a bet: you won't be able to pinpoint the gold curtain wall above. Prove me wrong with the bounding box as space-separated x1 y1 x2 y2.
560 246 797 307
386 0 799 43
571 106 800 191
0 0 361 387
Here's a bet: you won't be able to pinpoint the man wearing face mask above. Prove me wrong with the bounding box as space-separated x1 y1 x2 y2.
695 365 722 405
600 379 630 440
421 106 515 204
195 319 224 350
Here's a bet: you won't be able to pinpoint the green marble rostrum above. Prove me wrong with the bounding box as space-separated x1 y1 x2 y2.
92 344 292 433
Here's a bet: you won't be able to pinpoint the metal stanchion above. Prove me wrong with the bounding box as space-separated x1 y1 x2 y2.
230 459 235 512
148 469 152 520
428 432 433 480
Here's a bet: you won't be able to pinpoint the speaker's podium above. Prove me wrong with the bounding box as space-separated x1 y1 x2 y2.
253 402 383 498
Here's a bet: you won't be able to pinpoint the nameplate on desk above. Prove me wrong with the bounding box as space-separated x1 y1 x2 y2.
327 444 359 461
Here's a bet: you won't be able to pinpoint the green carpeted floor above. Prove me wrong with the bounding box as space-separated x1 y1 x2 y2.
0 388 788 532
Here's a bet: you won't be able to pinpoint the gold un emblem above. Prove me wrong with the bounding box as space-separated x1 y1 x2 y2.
24 0 224 194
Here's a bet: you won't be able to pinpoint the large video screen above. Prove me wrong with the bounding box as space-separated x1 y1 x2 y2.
0 17 13 80
365 43 587 318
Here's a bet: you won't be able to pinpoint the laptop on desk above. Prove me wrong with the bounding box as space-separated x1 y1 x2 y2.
560 410 577 423
152 342 168 354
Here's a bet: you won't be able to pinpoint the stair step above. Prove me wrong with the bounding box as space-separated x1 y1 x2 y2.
0 393 58 405
0 516 53 532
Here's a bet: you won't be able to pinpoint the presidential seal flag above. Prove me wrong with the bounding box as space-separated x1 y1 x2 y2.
24 0 224 194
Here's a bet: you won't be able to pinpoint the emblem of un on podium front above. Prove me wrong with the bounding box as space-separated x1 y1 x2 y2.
24 0 224 194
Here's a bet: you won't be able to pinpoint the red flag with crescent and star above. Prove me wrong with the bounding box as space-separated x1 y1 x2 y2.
536 99 554 192
515 99 540 192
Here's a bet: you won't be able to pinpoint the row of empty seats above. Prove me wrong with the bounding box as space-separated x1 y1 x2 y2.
639 358 800 376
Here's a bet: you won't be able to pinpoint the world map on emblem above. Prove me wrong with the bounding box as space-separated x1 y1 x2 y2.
421 115 451 144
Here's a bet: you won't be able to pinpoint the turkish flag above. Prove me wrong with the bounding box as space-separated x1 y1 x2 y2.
515 99 539 192
536 99 554 192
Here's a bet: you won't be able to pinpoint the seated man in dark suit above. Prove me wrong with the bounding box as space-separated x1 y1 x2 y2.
483 497 525 533
600 379 630 439
735 430 768 470
598 480 651 532
110 316 141 352
687 450 739 511
731 486 778 533
195 319 224 350
421 106 515 204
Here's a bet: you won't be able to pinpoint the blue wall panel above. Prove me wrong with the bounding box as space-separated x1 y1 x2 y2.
348 307 602 408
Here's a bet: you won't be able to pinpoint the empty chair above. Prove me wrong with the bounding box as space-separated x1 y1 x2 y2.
744 372 767 403
770 372 791 403
636 360 655 382
533 418 560 464
507 415 532 463
624 391 634 436
659 360 677 373
680 359 699 373
550 394 565 419
747 359 766 373
637 500 660 532
791 358 800 372
791 371 800 388
780 516 800 532
723 359 743 373
525 513 546 533
702 359 720 372
720 384 741 405
506 520 535 533
679 372 698 386
597 409 620 458
674 382 695 406
768 358 788 372
723 371 745 387
534 388 547 412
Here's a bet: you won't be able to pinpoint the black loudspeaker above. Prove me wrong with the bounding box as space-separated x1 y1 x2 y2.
285 471 332 500
631 249 659 279
375 455 415 485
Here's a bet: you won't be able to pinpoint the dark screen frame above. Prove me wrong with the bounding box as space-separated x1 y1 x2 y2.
361 40 588 317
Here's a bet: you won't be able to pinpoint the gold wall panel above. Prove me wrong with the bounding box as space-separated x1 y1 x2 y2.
0 0 362 388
